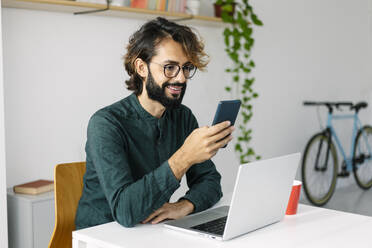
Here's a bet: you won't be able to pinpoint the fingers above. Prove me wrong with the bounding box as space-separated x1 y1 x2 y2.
142 207 163 224
209 126 235 143
207 121 231 136
142 207 170 225
150 213 169 224
210 134 233 151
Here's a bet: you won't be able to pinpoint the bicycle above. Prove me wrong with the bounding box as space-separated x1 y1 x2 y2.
301 101 372 206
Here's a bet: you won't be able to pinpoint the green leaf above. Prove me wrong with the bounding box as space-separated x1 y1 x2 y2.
253 93 259 98
229 52 239 63
251 14 263 26
223 29 231 46
225 86 231 92
235 143 243 152
233 75 239 82
222 4 233 12
223 28 231 36
244 78 254 87
221 12 234 23
249 60 255 67
247 148 254 155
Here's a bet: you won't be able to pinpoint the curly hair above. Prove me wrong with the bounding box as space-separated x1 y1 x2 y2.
123 17 209 95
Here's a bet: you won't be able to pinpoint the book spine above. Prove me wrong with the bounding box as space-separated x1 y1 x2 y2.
148 0 156 10
156 0 160 11
173 0 176 12
168 0 172 12
131 0 147 8
171 0 175 12
182 0 186 13
179 0 183 13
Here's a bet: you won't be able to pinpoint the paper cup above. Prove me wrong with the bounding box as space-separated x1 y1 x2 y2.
286 180 302 215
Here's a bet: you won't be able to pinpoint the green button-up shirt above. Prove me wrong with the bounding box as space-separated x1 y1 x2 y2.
75 93 222 229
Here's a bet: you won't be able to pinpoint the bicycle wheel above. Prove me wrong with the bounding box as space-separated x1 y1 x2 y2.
353 125 372 189
301 132 338 206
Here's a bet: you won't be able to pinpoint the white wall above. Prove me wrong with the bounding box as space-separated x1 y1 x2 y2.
0 3 9 247
2 0 371 202
251 0 372 188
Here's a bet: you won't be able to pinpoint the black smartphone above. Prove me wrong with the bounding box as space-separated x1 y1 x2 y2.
212 100 241 148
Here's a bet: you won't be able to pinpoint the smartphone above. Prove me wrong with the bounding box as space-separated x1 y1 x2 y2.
212 100 241 148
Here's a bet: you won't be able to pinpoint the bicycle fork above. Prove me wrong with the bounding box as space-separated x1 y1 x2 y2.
314 129 332 172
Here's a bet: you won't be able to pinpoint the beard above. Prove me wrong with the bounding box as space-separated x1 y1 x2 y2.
146 70 187 109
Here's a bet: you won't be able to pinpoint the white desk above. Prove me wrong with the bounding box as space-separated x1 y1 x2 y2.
73 201 372 248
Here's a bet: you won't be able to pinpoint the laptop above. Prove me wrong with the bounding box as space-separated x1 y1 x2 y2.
164 153 301 241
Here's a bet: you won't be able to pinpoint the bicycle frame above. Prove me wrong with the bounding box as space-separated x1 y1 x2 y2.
326 112 372 172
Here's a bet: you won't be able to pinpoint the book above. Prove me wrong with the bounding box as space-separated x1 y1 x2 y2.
131 0 148 8
13 179 54 195
148 0 156 10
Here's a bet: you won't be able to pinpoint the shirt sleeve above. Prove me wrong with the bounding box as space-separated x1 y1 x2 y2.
179 110 223 213
86 113 180 228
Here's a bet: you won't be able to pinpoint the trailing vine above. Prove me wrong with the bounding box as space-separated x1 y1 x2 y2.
216 0 263 163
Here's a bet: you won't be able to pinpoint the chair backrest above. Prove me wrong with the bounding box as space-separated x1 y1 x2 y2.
48 162 86 248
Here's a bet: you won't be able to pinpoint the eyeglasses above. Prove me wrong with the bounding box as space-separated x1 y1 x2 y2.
151 61 197 79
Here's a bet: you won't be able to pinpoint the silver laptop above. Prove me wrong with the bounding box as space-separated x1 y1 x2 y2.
164 153 301 241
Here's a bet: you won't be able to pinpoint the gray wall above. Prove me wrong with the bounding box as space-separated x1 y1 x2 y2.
2 0 372 204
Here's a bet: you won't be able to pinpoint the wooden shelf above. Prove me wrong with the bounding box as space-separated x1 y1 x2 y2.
2 0 224 26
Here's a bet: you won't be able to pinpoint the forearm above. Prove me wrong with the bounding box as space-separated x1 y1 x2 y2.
168 147 192 180
107 162 180 227
182 161 223 213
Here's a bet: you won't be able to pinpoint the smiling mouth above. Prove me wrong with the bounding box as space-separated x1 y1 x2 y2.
166 85 183 95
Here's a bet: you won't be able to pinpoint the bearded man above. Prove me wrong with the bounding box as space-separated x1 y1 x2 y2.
75 17 234 229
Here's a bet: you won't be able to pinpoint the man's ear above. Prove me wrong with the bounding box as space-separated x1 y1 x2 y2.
134 58 148 78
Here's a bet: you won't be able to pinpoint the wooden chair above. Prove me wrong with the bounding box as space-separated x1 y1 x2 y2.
48 162 86 248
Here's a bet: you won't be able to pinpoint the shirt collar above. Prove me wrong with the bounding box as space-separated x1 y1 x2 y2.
130 93 168 121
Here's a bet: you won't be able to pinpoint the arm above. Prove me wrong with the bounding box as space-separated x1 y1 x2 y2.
179 113 223 213
87 113 180 228
180 159 223 213
143 112 229 224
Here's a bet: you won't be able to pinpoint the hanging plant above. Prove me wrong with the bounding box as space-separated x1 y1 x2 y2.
215 0 263 163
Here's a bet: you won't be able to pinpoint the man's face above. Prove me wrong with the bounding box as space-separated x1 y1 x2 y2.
146 68 187 109
144 38 192 109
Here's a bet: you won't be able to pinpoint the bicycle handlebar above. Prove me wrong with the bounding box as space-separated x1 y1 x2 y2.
303 101 353 107
303 101 368 113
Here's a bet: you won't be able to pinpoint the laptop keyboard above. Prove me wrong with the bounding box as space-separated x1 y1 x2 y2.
190 216 227 236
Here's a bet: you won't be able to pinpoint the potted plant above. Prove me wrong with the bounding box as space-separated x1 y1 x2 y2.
215 0 263 163
213 1 235 17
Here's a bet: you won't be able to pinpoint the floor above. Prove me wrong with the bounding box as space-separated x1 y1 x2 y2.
300 183 372 217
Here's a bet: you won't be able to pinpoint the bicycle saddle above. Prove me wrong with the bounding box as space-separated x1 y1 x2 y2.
351 102 368 112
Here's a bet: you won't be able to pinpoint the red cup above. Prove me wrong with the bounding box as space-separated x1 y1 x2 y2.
286 180 302 215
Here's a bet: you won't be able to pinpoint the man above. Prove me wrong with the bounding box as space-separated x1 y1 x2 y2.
75 17 235 229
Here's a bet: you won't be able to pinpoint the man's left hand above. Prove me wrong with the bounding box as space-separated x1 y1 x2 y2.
142 199 194 224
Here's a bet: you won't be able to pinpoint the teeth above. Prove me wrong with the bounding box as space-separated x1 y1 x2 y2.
168 86 181 91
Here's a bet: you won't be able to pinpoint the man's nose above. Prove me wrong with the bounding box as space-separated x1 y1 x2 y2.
174 68 187 83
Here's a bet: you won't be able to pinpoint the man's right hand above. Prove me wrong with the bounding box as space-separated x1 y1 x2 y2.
168 121 234 180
